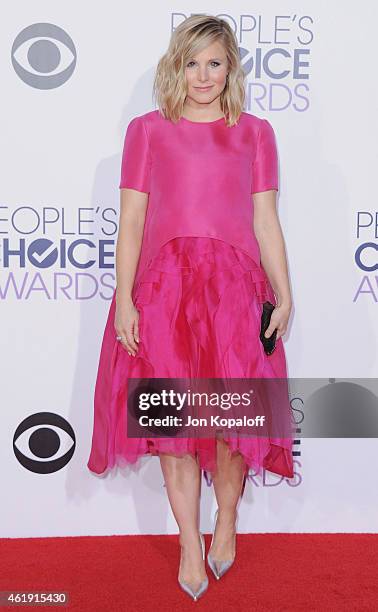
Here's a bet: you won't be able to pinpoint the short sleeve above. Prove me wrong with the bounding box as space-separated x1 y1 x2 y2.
251 118 279 194
119 116 151 193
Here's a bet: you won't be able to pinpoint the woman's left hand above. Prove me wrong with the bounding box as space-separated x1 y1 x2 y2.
264 303 292 341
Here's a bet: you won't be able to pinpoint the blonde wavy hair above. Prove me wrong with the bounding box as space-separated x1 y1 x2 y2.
152 14 246 127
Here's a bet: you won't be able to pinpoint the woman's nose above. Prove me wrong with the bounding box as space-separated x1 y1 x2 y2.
197 68 209 81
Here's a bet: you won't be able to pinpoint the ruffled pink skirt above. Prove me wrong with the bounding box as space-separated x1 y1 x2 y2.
87 237 294 479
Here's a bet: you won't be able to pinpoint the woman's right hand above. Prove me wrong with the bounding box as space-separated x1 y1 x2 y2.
114 299 140 356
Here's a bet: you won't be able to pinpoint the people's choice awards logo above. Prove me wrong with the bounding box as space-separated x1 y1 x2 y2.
0 206 117 301
13 413 76 473
11 23 76 88
354 212 378 302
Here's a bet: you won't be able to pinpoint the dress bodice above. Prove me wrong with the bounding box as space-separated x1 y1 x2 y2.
119 109 279 288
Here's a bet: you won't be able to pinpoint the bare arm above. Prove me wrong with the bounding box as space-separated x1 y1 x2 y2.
115 187 149 305
114 187 148 355
253 189 292 338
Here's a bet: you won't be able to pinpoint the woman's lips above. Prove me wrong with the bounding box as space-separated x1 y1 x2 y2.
194 86 213 91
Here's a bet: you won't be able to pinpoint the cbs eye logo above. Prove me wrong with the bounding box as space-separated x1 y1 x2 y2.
11 23 77 89
13 412 76 473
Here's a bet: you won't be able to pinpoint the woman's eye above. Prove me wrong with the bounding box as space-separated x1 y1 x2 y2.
186 61 221 68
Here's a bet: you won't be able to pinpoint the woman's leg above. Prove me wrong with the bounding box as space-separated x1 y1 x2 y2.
210 438 245 561
159 453 207 589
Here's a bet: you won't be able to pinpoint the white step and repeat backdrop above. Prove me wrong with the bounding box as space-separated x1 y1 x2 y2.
2 2 378 537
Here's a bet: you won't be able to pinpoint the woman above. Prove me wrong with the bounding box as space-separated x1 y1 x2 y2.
87 14 293 601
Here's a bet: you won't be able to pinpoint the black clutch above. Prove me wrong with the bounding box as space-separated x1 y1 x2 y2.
259 301 277 355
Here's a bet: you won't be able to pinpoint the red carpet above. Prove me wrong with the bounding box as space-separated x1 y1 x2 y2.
1 534 377 611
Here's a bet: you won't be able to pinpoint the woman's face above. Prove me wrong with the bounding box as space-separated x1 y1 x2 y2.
184 40 229 107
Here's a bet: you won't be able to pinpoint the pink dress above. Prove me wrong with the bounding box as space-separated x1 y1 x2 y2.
87 109 294 479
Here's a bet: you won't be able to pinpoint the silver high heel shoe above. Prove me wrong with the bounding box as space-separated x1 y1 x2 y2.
178 532 209 602
207 509 237 580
